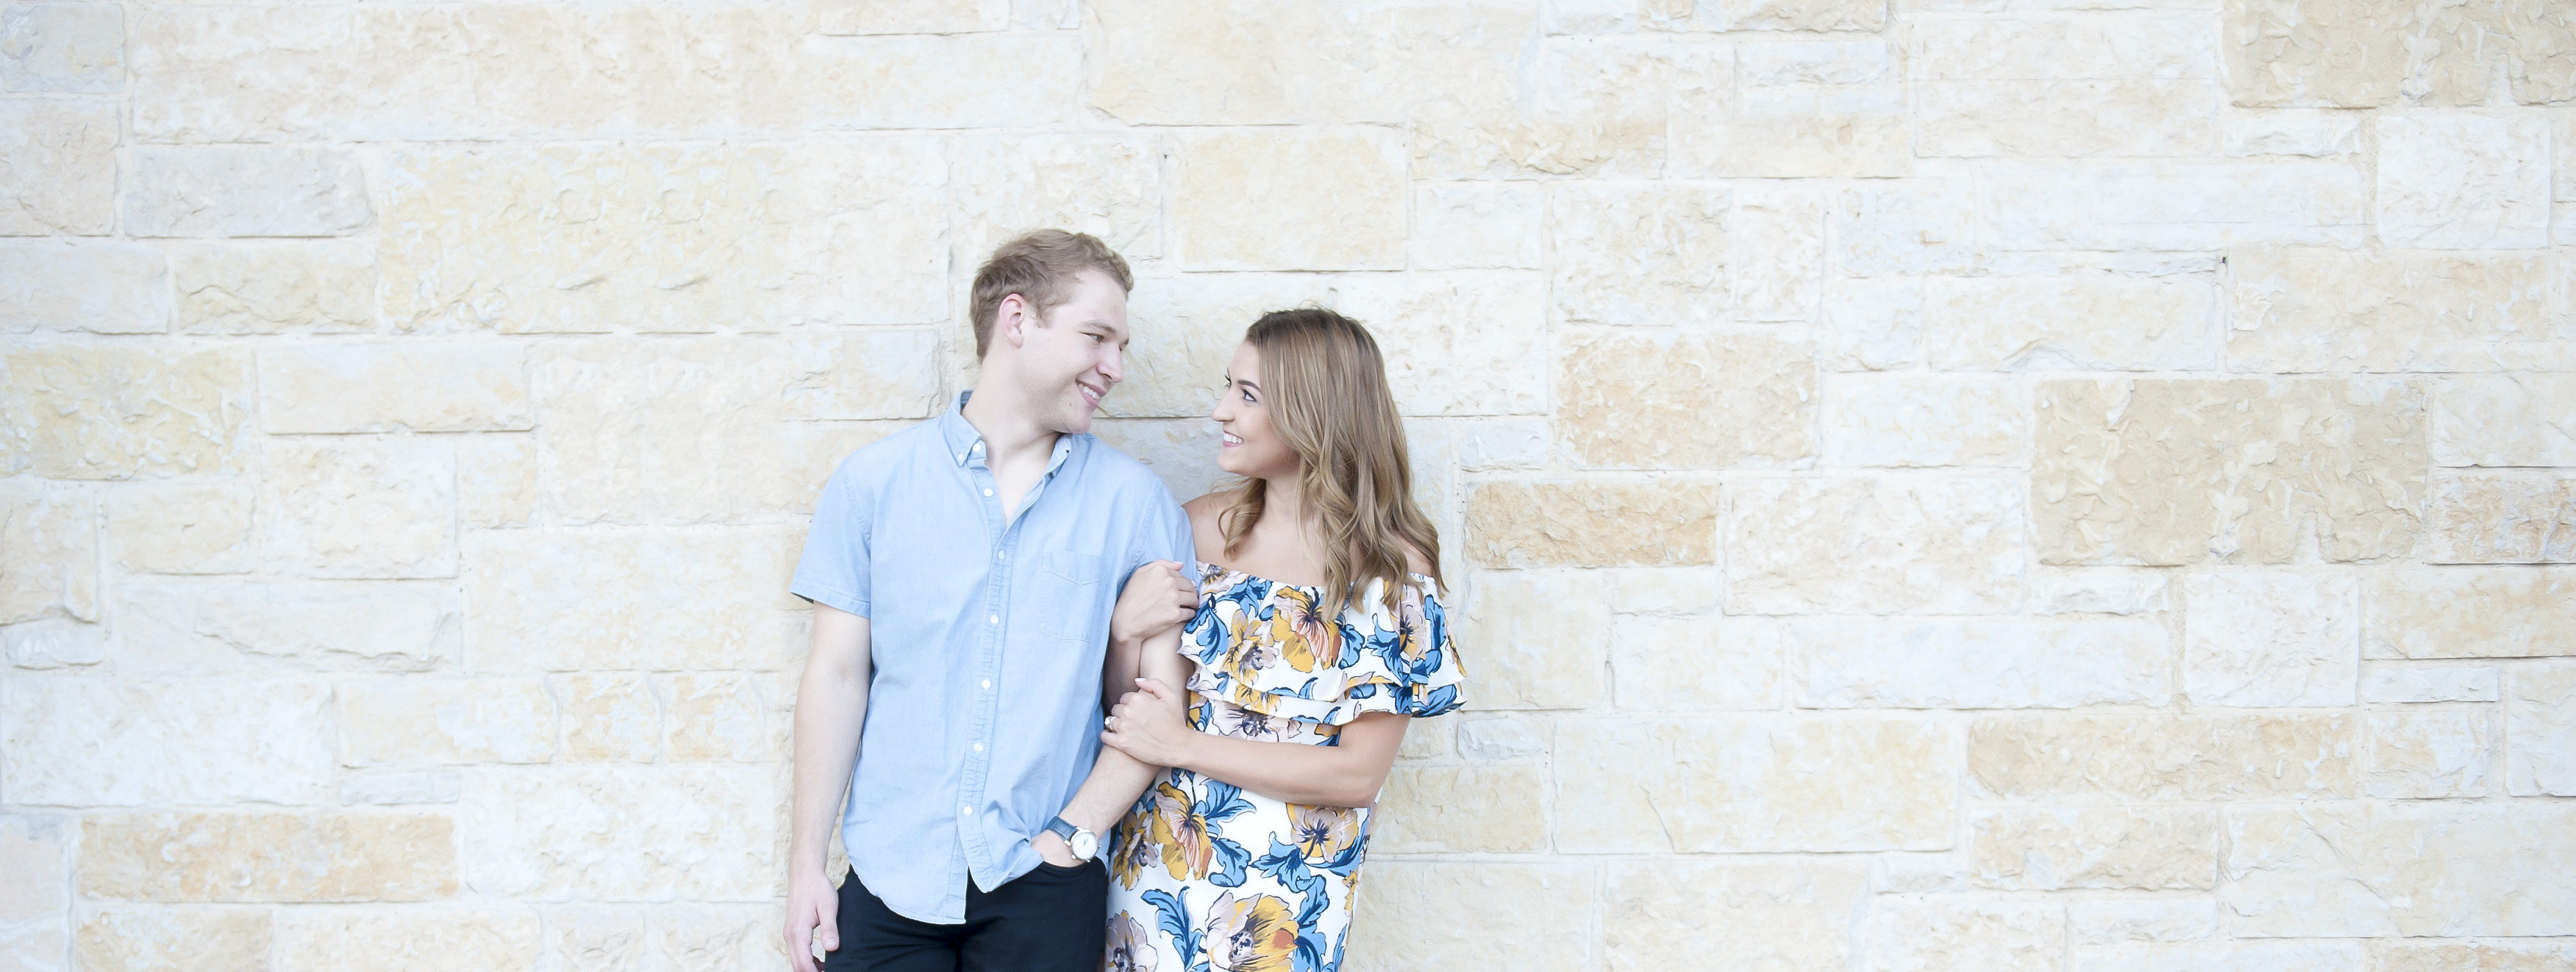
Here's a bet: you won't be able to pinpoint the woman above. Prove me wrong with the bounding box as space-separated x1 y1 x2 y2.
1095 308 1464 972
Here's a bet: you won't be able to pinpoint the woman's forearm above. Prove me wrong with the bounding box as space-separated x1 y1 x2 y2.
1172 713 1407 808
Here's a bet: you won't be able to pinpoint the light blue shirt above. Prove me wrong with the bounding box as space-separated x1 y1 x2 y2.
791 393 1191 924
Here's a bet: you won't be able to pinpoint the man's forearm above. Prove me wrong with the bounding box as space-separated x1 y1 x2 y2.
789 613 870 877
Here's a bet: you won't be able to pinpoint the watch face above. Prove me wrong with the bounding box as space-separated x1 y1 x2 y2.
1070 831 1098 860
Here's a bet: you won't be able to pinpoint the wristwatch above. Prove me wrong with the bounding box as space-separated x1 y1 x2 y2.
1044 816 1099 861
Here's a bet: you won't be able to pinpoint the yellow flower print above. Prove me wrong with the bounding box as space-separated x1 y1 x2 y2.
1264 586 1337 672
1200 891 1298 972
1150 780 1212 880
1109 813 1158 890
1287 804 1360 864
1105 912 1157 972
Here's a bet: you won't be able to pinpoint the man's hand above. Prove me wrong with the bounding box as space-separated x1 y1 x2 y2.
1109 559 1196 648
783 868 838 972
1033 827 1083 867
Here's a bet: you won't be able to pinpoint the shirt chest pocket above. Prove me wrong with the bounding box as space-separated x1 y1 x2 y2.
1036 550 1114 643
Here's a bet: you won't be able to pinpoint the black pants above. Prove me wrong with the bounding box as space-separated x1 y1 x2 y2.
823 860 1107 972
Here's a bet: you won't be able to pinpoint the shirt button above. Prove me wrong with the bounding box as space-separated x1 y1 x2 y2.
982 488 993 497
973 742 985 752
995 550 1005 561
981 679 993 690
955 453 965 463
959 806 971 816
988 614 999 625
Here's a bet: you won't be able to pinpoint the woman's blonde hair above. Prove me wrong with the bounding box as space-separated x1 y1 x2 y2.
1219 308 1442 620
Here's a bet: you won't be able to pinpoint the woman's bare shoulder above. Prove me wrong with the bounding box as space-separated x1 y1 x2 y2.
1182 490 1238 562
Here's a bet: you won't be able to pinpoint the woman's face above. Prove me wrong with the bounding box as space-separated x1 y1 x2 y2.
1212 342 1298 481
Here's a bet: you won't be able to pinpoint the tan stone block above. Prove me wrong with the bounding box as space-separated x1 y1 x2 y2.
2377 115 2552 249
2229 249 2552 372
2365 567 2576 659
456 435 540 529
1171 129 1405 272
1970 808 2218 890
1558 331 1814 469
1917 81 2221 158
2081 941 2363 972
1863 896 2062 972
816 0 1006 34
1466 481 1719 568
2224 801 2576 936
1608 566 1719 615
2508 661 2576 796
952 134 1159 266
1820 278 1924 370
2363 709 2491 798
1372 766 1545 853
2370 939 2576 972
1969 712 2355 802
1 346 251 479
556 673 660 763
1612 616 1783 710
2221 0 2410 107
108 481 251 575
0 482 95 625
463 528 804 672
1548 183 1728 325
657 905 782 972
172 241 375 334
109 582 460 673
1349 272 1555 418
1082 0 1346 125
259 437 456 579
1555 716 1956 852
1672 81 1912 180
547 906 645 972
1414 35 1670 180
1914 13 2215 81
663 673 782 763
126 147 370 238
74 907 269 972
1452 570 1606 710
1346 862 1593 972
1926 274 2218 371
2032 379 2427 566
1985 160 2368 251
1394 716 1450 763
2067 899 2218 945
2423 474 2576 563
1725 475 2026 615
275 907 539 972
1456 714 1544 761
260 344 531 434
338 678 554 768
81 813 454 903
1105 271 1314 418
1793 618 2171 709
0 99 114 236
1 814 67 925
809 31 1080 130
2182 573 2358 707
457 766 778 900
1603 860 1867 972
2432 374 2576 468
1822 375 2027 468
0 242 170 335
1 3 124 94
1412 183 1542 270
2 677 332 806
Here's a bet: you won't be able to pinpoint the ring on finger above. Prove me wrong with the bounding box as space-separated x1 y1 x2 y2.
1103 714 1118 731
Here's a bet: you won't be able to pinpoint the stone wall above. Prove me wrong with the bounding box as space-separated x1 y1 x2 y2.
4 1 2575 969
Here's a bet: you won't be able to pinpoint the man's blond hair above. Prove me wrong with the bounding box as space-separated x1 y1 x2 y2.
969 230 1134 358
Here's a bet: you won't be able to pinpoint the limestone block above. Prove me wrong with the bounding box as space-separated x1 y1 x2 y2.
1608 566 1720 615
172 241 374 334
2067 899 2218 944
1912 14 2216 81
1703 0 1885 30
110 582 460 673
463 528 803 673
259 437 457 579
1107 271 1317 418
260 344 532 434
548 907 645 972
951 134 1159 266
1742 40 1888 85
1862 896 2063 972
0 815 67 932
1413 183 1542 271
1467 481 1719 568
1395 717 1451 762
1082 0 1359 125
1089 420 1224 502
2181 573 2358 707
556 673 661 762
2 677 332 806
1733 185 1826 321
2363 709 2491 798
657 905 783 972
0 346 251 479
2422 474 2576 563
2432 374 2576 467
1548 183 1728 325
2223 801 2576 936
0 482 95 625
663 673 782 762
1970 808 2218 890
2229 249 2552 372
456 435 540 529
2079 941 2363 972
1452 570 1606 710
1171 129 1405 272
1822 375 2026 468
1554 716 1956 852
1725 475 2026 615
1835 181 1979 275
81 813 454 902
126 147 370 238
1414 36 1671 180
1985 160 2367 251
1926 274 2218 370
1819 278 1924 370
1372 766 1546 853
0 243 170 334
2361 664 2500 702
2371 939 2576 972
457 766 778 900
339 678 556 767
2365 568 2576 658
2032 379 2427 565
2376 115 2552 249
2029 568 2170 616
341 770 461 806
74 907 268 972
3 617 102 668
0 99 114 236
1540 0 1694 34
1560 330 1813 469
1672 80 1912 180
2221 109 2362 156
1448 418 1551 471
807 33 1080 130
1456 715 1545 761
276 907 540 972
1793 618 2171 709
1969 712 2354 802
815 0 1006 34
108 480 252 574
1603 860 1868 972
1335 272 1551 417
1916 80 2220 158
1345 862 1594 972
2220 0 2409 106
2508 661 2576 795
1612 615 1784 710
1 3 122 93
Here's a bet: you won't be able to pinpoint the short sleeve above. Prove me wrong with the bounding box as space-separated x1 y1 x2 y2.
789 456 873 618
1347 584 1463 720
1182 575 1464 725
1125 482 1193 575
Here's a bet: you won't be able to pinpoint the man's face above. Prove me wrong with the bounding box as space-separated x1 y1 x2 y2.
1012 270 1130 435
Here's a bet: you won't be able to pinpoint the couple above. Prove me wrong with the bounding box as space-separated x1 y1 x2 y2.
783 229 1466 972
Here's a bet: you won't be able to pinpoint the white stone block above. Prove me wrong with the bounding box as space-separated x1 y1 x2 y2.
1822 374 2026 468
0 677 332 806
1 3 123 93
125 147 371 238
2182 573 2358 707
1794 618 2171 709
0 243 170 334
2376 114 2551 250
1413 183 1542 270
2359 664 2500 703
2362 709 2490 799
2509 661 2576 796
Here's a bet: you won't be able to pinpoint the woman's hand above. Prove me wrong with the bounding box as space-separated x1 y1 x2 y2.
1109 560 1196 650
1100 677 1196 768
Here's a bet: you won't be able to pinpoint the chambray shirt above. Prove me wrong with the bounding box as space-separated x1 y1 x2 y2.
790 393 1191 925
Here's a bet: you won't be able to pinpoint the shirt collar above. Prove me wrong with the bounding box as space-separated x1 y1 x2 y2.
937 390 1079 476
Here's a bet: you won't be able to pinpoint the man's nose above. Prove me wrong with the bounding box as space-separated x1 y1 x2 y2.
1098 344 1124 384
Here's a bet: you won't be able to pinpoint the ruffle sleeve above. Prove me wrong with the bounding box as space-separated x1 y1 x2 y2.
1180 568 1464 726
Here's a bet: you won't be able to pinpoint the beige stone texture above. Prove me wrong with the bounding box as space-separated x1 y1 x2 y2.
1970 712 2355 802
2360 664 2500 703
1372 766 1546 853
1608 566 1719 615
455 435 540 529
338 678 556 768
1793 618 2170 709
2029 567 2170 616
1984 160 2368 252
0 242 170 335
663 673 782 763
1452 570 1607 710
1612 615 1784 710
1822 375 2026 468
0 99 115 236
2181 573 2359 707
259 344 532 434
1924 274 2219 371
2081 941 2363 972
2377 115 2552 249
1820 278 1925 370
1 3 123 94
1 814 69 969
2229 249 2553 372
1339 272 1553 418
2371 939 2576 972
0 481 96 625
1673 74 1913 180
1549 183 1729 325
1414 37 1674 181
2431 374 2576 467
125 147 371 238
808 33 1080 131
0 346 252 480
1555 716 1956 852
2222 108 2363 157
2364 567 2576 659
2507 661 2576 796
2224 801 2576 937
1466 481 1720 568
171 241 375 334
1732 185 1828 322
548 906 645 972
2422 473 2576 563
1170 129 1406 272
3 677 333 807
2067 899 2218 945
556 673 661 763
2362 709 2491 798
1089 419 1227 502
1970 808 2219 890
1558 330 1815 469
276 907 538 972
109 582 460 673
1603 860 1868 972
1916 80 2220 158
1836 181 1981 276
463 528 804 673
80 813 455 902
74 907 270 972
657 905 784 971
108 480 252 575
1726 476 2026 615
1455 714 1544 761
341 770 461 807
1863 896 2063 972
258 437 456 579
457 766 779 900
1413 183 1542 270
1345 862 1594 972
816 0 1007 35
951 134 1158 266
2033 379 2427 566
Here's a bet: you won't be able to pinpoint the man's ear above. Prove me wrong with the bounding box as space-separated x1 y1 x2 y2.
994 293 1035 350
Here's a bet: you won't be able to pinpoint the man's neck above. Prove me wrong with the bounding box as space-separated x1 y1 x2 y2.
959 381 1062 470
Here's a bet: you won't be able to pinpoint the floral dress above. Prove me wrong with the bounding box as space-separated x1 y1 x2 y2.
1105 564 1464 972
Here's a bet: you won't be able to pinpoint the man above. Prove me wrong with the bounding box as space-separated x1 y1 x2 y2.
783 230 1199 972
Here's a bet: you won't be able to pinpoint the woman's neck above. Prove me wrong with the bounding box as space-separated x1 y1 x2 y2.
1257 474 1307 532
